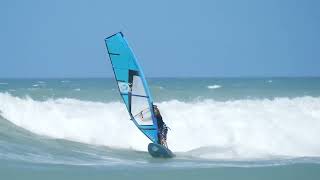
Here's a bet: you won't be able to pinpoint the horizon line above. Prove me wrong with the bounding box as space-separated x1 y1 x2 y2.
1 75 320 79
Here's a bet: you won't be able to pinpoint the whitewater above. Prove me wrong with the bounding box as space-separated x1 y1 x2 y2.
1 92 320 160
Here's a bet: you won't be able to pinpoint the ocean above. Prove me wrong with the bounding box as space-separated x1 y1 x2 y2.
0 77 320 179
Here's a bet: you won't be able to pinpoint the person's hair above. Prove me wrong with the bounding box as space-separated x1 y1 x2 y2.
153 105 160 115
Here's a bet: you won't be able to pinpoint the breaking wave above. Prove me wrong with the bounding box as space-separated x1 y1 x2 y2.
0 92 320 160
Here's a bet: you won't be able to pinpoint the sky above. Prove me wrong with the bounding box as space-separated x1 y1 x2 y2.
0 0 319 78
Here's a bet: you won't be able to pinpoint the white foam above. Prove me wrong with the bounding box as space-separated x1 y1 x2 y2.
32 84 39 87
0 92 320 160
207 85 222 89
74 88 81 91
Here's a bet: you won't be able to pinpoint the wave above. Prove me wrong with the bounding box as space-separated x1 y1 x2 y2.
207 85 222 89
0 92 320 160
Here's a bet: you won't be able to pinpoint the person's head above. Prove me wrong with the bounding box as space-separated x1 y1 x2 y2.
153 105 160 115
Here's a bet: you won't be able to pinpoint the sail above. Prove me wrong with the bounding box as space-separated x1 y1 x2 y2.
105 32 159 143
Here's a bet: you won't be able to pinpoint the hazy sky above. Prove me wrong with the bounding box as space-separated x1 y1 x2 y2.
1 0 319 78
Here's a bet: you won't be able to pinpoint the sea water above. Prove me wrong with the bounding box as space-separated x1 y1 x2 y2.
0 78 320 179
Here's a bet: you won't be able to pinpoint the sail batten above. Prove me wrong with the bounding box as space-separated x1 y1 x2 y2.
105 32 159 143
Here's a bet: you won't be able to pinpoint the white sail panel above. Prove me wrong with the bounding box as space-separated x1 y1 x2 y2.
132 75 146 96
131 96 153 125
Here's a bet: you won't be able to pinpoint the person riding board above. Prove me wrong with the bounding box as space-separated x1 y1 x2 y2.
153 105 169 148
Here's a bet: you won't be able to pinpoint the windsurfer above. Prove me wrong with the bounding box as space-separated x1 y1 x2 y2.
153 105 169 148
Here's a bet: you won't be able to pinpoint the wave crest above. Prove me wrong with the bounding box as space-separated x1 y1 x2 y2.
0 92 320 159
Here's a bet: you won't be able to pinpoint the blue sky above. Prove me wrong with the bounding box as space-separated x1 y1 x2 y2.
1 0 319 78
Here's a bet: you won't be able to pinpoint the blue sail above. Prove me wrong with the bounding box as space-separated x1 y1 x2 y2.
105 32 159 143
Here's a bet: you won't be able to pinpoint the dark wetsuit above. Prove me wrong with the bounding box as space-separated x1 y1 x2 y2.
155 113 167 144
156 113 164 130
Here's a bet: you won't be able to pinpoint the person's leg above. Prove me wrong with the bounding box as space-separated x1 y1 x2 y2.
157 129 163 146
165 129 168 148
157 132 162 144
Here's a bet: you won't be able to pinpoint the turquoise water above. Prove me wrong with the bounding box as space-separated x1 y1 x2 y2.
0 78 320 179
2 77 320 101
